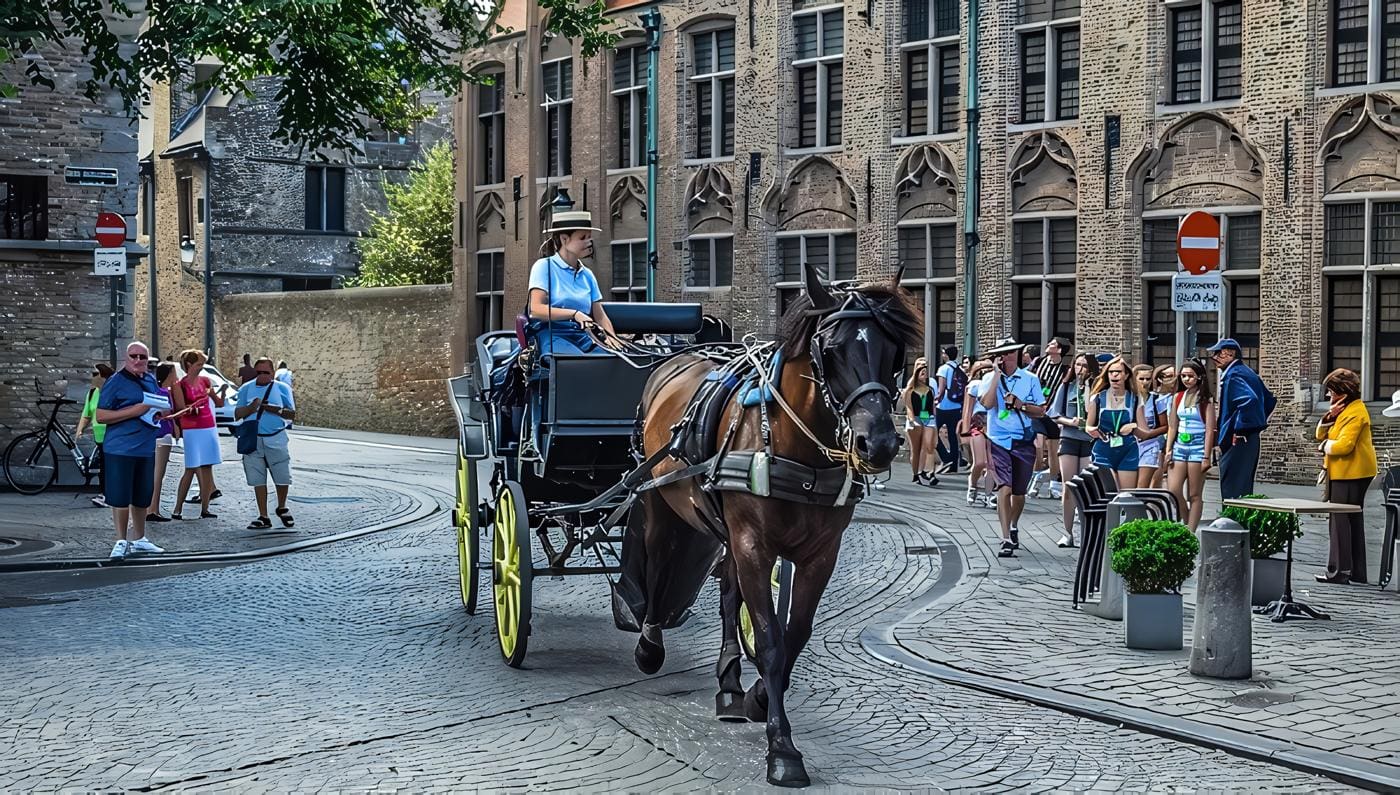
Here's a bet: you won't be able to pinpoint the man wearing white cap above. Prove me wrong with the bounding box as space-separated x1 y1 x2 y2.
978 338 1047 557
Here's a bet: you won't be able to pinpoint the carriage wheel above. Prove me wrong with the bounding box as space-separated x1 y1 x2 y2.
739 560 791 664
492 481 532 667
454 452 480 615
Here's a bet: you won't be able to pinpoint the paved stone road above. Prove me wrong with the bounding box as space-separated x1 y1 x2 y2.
0 432 1350 790
883 473 1399 782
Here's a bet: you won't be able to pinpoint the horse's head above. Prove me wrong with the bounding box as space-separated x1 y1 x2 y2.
796 264 923 473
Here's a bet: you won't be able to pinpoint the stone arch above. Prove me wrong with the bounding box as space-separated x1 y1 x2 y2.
895 144 958 222
763 156 857 230
677 13 739 33
685 166 734 233
1131 113 1264 211
475 193 506 249
610 176 647 239
1321 94 1400 194
1010 133 1077 213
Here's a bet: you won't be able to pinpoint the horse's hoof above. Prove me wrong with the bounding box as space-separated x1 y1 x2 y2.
743 681 768 723
715 691 746 722
634 634 665 674
767 751 810 788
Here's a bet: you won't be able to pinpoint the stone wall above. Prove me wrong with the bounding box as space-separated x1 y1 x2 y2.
0 251 132 445
213 285 455 437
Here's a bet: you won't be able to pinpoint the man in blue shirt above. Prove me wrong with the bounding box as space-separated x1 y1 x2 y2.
96 341 167 559
1209 339 1276 499
235 357 298 530
978 338 1047 558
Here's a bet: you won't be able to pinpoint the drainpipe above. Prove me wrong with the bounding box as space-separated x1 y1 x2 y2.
203 154 215 360
641 8 662 302
962 0 980 357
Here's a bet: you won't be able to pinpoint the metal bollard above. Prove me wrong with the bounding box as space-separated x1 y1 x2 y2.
1189 517 1252 679
1083 493 1148 620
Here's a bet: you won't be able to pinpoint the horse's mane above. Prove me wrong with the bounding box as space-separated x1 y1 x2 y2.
778 280 924 359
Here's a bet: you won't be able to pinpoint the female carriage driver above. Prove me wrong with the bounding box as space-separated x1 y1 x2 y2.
527 209 618 353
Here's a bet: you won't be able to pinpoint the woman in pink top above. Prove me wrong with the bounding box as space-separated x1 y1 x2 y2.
171 349 225 519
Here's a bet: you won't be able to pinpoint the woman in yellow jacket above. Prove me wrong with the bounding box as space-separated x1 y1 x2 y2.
1315 368 1379 584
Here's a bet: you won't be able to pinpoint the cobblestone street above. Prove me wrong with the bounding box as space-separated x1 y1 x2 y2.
0 431 1369 790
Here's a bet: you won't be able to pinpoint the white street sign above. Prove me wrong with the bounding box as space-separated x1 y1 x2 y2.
94 247 127 276
1172 272 1222 312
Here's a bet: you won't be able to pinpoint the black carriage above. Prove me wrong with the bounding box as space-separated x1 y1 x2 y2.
448 302 713 666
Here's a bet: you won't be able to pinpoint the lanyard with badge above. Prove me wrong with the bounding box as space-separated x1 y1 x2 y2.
1107 392 1131 448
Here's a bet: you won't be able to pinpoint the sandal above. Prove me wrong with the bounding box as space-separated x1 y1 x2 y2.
247 516 272 530
200 510 218 519
170 512 183 521
146 513 171 523
276 507 295 528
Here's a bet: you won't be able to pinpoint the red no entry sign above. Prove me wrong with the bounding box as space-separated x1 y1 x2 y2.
95 212 126 248
1176 211 1221 275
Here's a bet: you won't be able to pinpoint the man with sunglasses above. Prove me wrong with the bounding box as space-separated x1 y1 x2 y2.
235 357 297 530
94 341 167 559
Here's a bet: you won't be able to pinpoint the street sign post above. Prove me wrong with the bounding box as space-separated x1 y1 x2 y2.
93 211 129 367
1175 211 1222 363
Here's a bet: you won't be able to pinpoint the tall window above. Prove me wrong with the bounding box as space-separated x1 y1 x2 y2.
0 174 46 241
898 220 958 359
1018 1 1079 123
687 235 735 289
1324 199 1400 399
1140 211 1260 367
692 29 736 160
613 46 649 169
611 240 649 301
1168 0 1243 104
793 3 844 148
476 72 505 185
1011 216 1077 344
542 59 573 178
1331 0 1400 87
305 166 346 232
476 250 505 337
776 231 857 314
177 175 193 240
902 0 960 137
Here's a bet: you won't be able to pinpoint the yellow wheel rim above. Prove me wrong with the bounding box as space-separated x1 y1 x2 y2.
493 487 521 659
454 454 473 609
739 563 784 659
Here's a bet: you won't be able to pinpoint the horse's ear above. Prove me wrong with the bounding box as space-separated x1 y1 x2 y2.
891 265 906 287
803 262 836 311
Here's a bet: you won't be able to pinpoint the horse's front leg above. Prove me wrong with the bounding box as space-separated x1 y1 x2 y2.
715 553 747 721
734 543 807 788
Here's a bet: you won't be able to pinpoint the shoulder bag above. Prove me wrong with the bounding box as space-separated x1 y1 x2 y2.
236 383 276 455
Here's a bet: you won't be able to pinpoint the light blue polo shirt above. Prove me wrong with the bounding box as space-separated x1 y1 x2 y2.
236 380 296 450
528 256 602 316
979 367 1045 450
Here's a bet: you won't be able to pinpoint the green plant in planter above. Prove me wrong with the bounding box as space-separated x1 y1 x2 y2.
1220 494 1302 559
1107 519 1200 594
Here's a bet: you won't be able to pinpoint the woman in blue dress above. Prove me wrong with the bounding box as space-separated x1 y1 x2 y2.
526 209 617 357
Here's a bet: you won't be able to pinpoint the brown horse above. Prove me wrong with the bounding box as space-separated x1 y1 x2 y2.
625 265 921 786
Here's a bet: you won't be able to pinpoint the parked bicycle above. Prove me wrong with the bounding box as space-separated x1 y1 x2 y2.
3 378 102 495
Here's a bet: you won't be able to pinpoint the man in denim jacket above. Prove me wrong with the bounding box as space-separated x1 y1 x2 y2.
1208 339 1276 499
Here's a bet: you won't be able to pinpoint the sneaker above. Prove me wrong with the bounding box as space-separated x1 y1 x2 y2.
1027 471 1043 496
997 540 1017 558
1049 480 1063 499
1058 534 1077 548
936 462 955 475
109 540 129 559
129 537 165 554
920 471 940 487
90 495 107 508
1010 528 1020 549
965 485 977 506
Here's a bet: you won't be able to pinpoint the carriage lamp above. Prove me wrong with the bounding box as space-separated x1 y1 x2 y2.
551 188 574 210
179 236 196 264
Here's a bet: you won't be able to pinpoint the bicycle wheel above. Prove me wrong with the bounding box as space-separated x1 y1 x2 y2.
3 432 58 495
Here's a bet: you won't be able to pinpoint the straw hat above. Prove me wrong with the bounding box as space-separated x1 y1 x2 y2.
1383 389 1400 419
544 209 602 234
983 337 1025 357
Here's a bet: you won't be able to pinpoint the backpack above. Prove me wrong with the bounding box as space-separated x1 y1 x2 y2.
945 365 969 405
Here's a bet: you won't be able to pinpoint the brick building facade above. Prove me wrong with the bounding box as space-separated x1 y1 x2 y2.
134 74 453 364
1 33 146 445
455 0 1400 482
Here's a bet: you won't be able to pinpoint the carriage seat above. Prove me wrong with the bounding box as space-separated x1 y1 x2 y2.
476 331 519 390
600 302 704 335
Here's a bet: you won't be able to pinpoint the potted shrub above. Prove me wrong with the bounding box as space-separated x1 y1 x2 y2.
1221 494 1301 606
1107 519 1200 650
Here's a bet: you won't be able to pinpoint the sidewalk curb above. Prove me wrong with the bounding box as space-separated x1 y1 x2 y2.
862 503 1400 793
0 476 443 575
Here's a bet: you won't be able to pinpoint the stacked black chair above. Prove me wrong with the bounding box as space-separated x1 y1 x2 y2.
1378 462 1400 588
1071 466 1115 606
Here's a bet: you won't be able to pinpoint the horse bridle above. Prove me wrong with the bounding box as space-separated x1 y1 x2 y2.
807 290 906 420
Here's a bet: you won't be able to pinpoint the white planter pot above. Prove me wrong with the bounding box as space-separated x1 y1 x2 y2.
1251 557 1287 607
1124 592 1184 650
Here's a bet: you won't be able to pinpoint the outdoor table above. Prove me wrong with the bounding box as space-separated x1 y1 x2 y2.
1223 498 1363 623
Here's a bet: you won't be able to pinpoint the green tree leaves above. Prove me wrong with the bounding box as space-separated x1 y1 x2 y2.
2 0 617 153
350 140 454 287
